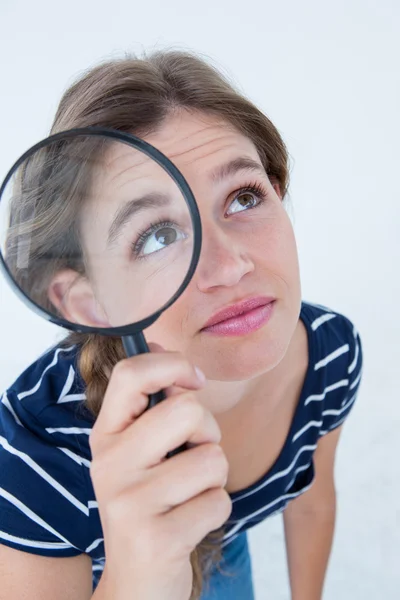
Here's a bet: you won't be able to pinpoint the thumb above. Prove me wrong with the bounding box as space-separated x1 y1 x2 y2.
148 341 176 398
147 342 203 398
147 341 168 353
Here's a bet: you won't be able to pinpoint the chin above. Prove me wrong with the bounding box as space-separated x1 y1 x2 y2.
197 333 289 382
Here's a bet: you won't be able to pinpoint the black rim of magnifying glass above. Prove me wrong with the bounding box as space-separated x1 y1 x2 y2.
0 127 202 336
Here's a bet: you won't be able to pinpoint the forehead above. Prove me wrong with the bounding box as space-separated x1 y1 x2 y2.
146 109 259 167
79 110 266 255
101 109 261 185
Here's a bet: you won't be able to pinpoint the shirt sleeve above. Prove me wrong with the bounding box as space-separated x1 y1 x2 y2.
319 318 364 436
0 388 93 557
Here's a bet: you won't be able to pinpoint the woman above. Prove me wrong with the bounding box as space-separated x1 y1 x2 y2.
0 49 363 599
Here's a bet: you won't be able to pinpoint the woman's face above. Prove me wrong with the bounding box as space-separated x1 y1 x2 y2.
77 109 302 381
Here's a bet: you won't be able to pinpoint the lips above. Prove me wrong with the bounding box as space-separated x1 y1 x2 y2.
201 296 276 329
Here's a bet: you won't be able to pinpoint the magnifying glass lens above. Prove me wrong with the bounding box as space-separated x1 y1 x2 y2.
0 132 195 330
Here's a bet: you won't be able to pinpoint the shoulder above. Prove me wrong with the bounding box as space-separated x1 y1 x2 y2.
300 300 363 436
300 300 362 373
0 343 99 558
6 343 86 415
1 341 94 464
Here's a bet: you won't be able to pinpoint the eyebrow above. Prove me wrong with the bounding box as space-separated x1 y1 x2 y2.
209 157 266 183
107 192 171 246
107 157 266 245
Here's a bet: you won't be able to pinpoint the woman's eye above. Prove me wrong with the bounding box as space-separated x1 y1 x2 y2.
227 191 259 215
140 225 186 256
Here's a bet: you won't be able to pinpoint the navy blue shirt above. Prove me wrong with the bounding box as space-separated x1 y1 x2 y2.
0 300 363 589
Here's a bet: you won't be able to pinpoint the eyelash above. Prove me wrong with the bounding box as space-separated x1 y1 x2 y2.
132 219 176 259
131 180 269 258
228 181 269 211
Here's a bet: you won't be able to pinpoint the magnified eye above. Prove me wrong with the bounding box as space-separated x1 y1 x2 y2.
132 220 187 258
142 225 184 255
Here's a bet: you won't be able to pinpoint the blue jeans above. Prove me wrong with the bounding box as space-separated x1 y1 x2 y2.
199 532 255 600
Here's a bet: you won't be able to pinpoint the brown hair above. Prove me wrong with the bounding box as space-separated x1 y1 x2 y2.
7 49 291 598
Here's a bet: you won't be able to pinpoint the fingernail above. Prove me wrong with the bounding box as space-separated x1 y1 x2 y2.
195 366 206 384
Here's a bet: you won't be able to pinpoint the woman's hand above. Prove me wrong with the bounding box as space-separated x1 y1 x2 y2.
89 343 232 600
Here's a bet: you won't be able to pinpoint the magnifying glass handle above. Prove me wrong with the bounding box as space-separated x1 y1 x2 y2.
122 333 189 459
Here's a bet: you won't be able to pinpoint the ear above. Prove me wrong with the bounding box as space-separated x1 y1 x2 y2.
271 180 283 200
48 269 110 327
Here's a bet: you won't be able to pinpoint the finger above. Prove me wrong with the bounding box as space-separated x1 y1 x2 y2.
121 393 220 468
147 342 167 353
146 443 229 511
93 353 206 438
163 487 232 553
148 343 186 398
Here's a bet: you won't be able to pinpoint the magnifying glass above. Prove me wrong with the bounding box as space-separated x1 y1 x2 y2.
0 127 202 459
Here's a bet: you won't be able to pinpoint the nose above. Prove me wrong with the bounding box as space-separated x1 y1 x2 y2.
195 222 254 292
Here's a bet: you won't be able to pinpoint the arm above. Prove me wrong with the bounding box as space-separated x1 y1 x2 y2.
283 425 343 600
0 544 93 600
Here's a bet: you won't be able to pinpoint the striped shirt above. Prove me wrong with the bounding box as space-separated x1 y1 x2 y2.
0 300 363 590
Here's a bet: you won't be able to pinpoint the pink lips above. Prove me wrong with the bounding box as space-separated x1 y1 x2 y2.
201 296 276 337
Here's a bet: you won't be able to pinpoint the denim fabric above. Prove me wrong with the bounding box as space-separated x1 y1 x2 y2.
199 532 255 600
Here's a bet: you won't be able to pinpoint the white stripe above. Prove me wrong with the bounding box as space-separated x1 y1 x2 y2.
349 368 362 390
88 501 98 510
86 538 104 553
223 505 286 547
314 344 349 371
92 558 105 567
330 414 347 430
221 533 240 548
57 366 75 403
46 427 92 435
292 420 323 443
0 487 76 548
348 340 359 375
320 413 347 436
58 394 87 404
58 447 91 468
17 347 75 400
285 463 311 492
58 447 82 466
322 390 357 418
304 378 349 406
57 365 86 403
311 313 336 331
0 436 89 516
1 392 23 426
231 444 317 503
224 480 314 541
92 565 104 572
0 529 73 550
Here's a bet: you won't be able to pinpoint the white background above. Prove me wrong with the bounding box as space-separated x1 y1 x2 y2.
0 1 399 598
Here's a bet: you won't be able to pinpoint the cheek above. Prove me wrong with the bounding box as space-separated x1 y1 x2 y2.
144 299 189 349
140 213 300 346
87 255 189 326
251 212 299 274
